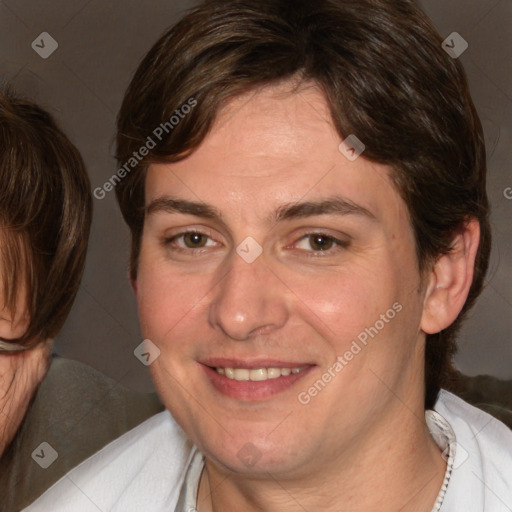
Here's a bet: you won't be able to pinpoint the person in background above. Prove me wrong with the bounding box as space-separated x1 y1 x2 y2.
0 87 92 457
0 88 163 511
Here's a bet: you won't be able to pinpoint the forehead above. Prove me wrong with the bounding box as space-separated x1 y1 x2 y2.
144 83 409 230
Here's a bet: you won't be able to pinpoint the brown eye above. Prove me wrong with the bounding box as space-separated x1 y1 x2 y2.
183 232 208 248
308 234 335 251
163 230 218 254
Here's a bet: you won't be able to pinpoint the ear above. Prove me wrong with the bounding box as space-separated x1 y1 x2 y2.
420 219 480 335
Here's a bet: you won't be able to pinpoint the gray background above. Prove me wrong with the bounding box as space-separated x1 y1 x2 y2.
1 0 510 393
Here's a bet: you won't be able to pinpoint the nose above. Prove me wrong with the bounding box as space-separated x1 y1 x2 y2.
208 251 289 341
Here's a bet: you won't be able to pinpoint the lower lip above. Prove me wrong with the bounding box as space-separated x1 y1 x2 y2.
202 365 314 401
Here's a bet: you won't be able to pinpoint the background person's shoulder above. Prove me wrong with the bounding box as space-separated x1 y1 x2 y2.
0 356 165 511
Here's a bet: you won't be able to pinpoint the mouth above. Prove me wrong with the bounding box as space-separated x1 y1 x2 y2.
201 360 314 401
215 366 309 381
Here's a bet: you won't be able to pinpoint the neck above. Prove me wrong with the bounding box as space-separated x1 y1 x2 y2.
197 392 446 512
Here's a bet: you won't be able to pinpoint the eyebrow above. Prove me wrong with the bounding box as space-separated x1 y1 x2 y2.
145 195 376 224
272 196 376 223
146 197 220 218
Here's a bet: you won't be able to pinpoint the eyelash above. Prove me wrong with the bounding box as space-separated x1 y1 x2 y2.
163 230 349 257
292 232 349 256
163 230 214 255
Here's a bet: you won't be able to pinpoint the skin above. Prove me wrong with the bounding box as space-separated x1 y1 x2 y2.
0 345 51 456
0 274 51 456
135 82 480 511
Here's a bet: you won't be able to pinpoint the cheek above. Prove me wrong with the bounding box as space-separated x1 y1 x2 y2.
135 255 212 340
285 263 397 339
289 255 420 366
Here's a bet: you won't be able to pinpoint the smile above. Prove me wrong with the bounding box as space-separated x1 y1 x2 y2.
203 362 314 401
216 366 309 381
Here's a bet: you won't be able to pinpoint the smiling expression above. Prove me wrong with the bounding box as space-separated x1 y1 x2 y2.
135 82 429 477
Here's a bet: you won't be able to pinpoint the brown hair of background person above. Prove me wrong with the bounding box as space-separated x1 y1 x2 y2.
114 0 491 410
0 87 92 461
0 90 166 510
0 87 92 351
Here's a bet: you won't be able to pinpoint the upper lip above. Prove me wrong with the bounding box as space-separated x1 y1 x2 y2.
201 358 314 369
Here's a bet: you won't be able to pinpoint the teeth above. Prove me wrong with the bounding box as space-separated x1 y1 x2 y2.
266 368 281 379
250 368 268 381
216 366 307 381
233 369 250 381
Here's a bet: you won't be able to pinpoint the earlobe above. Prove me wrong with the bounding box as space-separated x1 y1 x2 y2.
420 219 480 335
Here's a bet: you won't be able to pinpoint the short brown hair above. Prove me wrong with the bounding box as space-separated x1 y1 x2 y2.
0 88 92 349
115 0 491 409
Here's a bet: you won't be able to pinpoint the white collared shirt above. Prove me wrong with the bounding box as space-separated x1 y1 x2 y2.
24 390 512 512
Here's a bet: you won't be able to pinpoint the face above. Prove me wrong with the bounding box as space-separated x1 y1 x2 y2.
136 83 429 479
